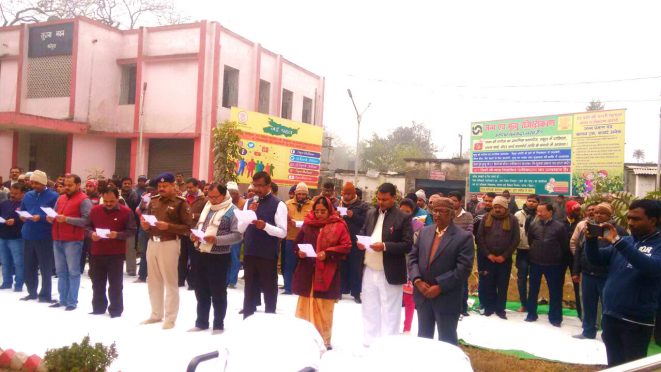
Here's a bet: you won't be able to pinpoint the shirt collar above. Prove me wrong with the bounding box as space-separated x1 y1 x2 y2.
436 225 449 235
457 208 466 217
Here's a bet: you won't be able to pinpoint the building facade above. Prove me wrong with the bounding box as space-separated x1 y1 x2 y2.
0 17 325 181
624 164 658 197
404 158 469 196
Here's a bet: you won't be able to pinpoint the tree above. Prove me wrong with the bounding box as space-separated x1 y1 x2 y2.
212 121 242 184
633 149 645 162
360 122 438 172
0 0 188 28
586 100 605 111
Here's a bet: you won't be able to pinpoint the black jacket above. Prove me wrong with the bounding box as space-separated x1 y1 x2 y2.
360 205 413 285
527 218 569 266
342 200 369 242
573 224 628 277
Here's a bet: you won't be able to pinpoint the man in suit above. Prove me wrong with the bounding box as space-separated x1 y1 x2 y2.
408 197 474 345
357 183 413 346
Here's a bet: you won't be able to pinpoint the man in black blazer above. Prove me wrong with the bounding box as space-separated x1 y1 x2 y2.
408 197 474 345
357 183 413 346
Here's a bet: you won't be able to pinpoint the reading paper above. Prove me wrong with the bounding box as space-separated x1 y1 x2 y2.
96 228 111 239
295 220 304 228
0 217 5 224
41 207 58 218
235 210 258 225
337 207 348 216
16 210 33 219
142 214 158 226
191 228 206 241
297 243 317 258
356 235 377 252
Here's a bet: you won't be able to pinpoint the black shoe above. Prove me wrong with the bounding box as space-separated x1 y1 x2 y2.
20 295 37 301
89 311 105 315
38 298 57 303
550 322 561 328
524 317 537 322
281 290 292 295
188 286 195 291
483 311 494 317
538 298 549 305
0 284 12 289
461 312 470 317
496 312 507 320
65 306 76 311
238 309 244 314
49 303 62 308
110 314 122 318
354 296 362 304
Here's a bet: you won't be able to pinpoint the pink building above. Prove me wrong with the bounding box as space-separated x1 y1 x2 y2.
0 17 325 181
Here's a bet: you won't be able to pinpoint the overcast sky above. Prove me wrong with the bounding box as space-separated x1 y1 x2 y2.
182 0 661 162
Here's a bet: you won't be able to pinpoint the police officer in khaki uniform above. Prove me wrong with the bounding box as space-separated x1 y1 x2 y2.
140 172 193 329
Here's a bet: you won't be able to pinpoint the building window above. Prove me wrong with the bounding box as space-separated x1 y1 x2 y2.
302 96 313 124
26 55 72 98
222 65 239 108
281 89 293 119
119 64 137 105
258 80 270 114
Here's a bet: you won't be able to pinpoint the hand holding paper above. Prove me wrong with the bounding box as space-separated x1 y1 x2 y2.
16 210 33 219
295 220 304 228
235 210 258 225
337 207 348 216
41 207 58 218
0 217 5 224
190 228 206 241
96 228 111 239
142 214 158 226
297 243 317 258
356 235 378 252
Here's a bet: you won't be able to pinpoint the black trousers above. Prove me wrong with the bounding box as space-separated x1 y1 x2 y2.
481 256 512 314
655 307 661 346
24 239 54 301
90 254 124 316
416 299 460 345
602 314 653 367
242 255 277 318
192 250 230 330
178 236 195 287
341 244 365 298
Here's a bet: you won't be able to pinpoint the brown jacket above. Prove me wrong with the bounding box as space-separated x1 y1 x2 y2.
145 194 193 240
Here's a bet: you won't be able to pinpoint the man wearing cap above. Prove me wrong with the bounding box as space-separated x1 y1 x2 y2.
226 181 244 288
135 175 148 200
572 202 627 340
415 189 428 212
140 172 193 329
513 194 540 313
283 182 313 295
357 183 413 346
476 196 520 319
238 171 288 318
525 202 569 327
339 182 369 303
408 197 474 344
19 170 59 302
46 174 92 311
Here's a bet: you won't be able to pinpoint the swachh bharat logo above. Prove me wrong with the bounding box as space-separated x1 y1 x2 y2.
263 118 299 138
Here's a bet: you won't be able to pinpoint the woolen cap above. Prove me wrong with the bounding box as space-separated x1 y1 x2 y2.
493 196 509 209
30 170 48 186
226 181 239 191
295 182 309 194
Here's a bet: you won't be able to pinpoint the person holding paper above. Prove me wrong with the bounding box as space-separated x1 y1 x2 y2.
283 182 313 295
87 188 136 317
237 171 288 318
292 196 351 349
226 181 245 288
179 178 207 289
47 174 92 311
356 183 413 347
339 182 369 304
19 170 58 303
139 173 193 330
188 183 242 334
0 183 27 291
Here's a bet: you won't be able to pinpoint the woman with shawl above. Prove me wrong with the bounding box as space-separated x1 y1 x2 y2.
292 196 352 349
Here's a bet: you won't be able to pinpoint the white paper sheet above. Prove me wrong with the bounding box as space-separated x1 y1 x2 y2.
337 207 348 216
96 228 111 239
16 210 33 219
40 207 58 218
356 235 377 252
142 195 151 203
235 210 258 225
295 220 304 228
0 217 5 224
142 214 158 226
191 228 206 241
297 243 317 258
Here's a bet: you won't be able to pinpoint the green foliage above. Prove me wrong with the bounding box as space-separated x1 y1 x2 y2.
360 122 437 172
44 335 117 372
583 190 656 228
213 120 242 184
369 189 403 207
645 191 661 200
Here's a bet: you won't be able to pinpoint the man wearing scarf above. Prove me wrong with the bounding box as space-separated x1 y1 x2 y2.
339 182 369 303
405 192 433 226
188 183 242 334
283 182 314 295
513 194 539 312
476 196 520 319
292 196 352 349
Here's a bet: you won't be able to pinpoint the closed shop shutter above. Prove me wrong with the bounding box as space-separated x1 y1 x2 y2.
114 139 131 178
148 139 194 178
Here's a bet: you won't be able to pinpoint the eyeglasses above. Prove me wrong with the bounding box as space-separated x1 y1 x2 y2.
431 209 453 216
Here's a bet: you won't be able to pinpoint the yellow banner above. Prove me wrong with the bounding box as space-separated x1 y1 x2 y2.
230 108 324 187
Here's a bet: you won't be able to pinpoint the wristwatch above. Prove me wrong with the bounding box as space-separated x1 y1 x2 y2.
612 235 621 245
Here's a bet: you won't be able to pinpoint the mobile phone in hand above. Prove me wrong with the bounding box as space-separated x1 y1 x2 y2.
587 222 604 237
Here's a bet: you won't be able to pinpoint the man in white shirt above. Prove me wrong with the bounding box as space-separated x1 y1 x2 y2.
357 183 413 346
237 171 288 318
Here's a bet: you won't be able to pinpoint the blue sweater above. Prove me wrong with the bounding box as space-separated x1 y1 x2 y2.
586 231 661 325
0 199 23 239
20 188 59 241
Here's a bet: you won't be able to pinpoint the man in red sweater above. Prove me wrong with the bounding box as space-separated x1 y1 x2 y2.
88 188 136 317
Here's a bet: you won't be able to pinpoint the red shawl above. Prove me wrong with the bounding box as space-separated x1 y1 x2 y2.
303 197 352 292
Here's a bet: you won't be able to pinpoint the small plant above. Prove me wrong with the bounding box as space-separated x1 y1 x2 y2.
44 336 117 372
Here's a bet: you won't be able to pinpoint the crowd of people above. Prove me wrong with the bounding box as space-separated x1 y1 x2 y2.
0 165 660 367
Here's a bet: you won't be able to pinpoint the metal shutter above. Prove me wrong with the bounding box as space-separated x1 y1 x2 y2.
148 139 194 178
114 139 131 178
